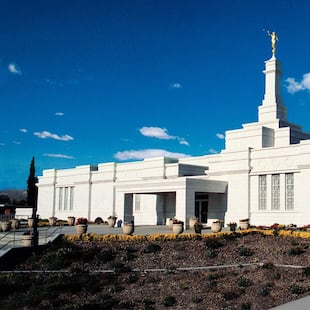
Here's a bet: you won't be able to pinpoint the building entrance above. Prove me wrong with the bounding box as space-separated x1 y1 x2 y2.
195 193 208 223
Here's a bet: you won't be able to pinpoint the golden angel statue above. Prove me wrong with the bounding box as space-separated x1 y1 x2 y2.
267 31 278 56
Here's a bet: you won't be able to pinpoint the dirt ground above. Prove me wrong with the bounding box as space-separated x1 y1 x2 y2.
2 232 310 309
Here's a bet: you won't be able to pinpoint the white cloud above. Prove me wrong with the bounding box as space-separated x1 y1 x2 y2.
19 128 28 133
0 143 5 146
140 127 175 140
286 78 304 94
34 131 74 141
286 73 310 94
8 63 22 75
114 149 190 161
209 148 219 154
216 133 225 140
44 153 75 159
12 141 21 145
55 112 64 116
171 82 182 89
44 79 64 88
178 138 190 146
139 126 189 146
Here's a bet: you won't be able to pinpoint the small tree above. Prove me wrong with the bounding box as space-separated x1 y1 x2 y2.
0 194 10 205
27 156 38 213
27 156 39 247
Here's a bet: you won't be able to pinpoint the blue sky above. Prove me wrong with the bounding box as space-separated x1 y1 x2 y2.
1 0 310 189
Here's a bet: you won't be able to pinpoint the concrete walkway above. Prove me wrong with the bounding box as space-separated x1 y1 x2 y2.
0 224 217 255
269 295 310 310
59 224 217 236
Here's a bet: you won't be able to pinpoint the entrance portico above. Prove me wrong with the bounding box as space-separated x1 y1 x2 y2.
114 177 227 227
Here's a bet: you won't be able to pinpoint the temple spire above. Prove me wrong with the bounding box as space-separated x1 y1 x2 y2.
258 31 287 123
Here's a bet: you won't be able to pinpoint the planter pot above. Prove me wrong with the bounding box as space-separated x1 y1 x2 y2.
23 235 32 247
28 218 35 228
49 218 57 226
1 222 11 232
229 224 237 232
67 217 75 226
189 217 198 230
168 219 174 230
239 219 249 230
172 223 184 234
107 218 117 228
122 223 134 235
22 232 38 247
211 222 222 233
11 219 20 230
76 224 88 234
194 225 202 234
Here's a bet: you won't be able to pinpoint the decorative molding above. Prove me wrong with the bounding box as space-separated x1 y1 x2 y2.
250 169 300 176
209 169 249 176
297 164 310 169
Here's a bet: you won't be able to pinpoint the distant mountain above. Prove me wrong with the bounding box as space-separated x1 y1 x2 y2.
0 189 27 201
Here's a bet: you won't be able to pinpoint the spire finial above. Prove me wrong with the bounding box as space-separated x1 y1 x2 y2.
267 30 278 57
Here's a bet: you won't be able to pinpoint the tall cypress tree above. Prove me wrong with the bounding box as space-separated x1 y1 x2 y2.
27 156 39 247
27 156 38 216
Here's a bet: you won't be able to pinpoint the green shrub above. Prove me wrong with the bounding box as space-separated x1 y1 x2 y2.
289 283 304 295
144 243 162 253
236 276 251 287
205 274 218 289
221 232 239 241
223 289 239 300
288 247 304 256
290 238 298 246
125 252 137 261
262 262 274 269
163 295 177 307
94 217 104 224
192 296 202 304
238 246 253 257
303 267 310 277
111 285 125 293
99 249 115 263
271 272 281 280
206 250 217 258
118 301 135 308
205 238 224 249
258 286 270 296
241 302 251 310
127 274 139 284
272 229 279 236
143 298 156 310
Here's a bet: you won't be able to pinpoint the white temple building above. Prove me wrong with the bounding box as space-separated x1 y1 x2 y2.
37 45 310 227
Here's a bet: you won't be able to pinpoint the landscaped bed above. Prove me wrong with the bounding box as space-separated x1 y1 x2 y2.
0 230 309 309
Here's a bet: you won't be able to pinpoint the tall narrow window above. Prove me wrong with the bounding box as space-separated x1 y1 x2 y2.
58 188 63 211
259 175 267 210
69 187 74 210
285 173 294 210
135 194 141 211
271 174 280 210
64 187 68 210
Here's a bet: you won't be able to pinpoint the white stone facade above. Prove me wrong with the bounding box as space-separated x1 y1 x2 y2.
37 54 310 227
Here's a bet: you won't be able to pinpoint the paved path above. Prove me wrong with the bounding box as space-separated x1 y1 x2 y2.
0 224 219 255
60 224 220 236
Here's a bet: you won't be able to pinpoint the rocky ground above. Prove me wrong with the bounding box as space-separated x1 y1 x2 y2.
0 232 310 309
